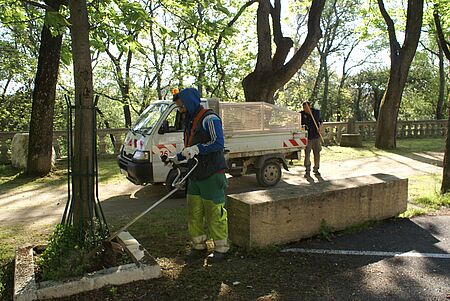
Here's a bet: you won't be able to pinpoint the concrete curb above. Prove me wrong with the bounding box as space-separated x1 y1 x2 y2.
14 232 161 300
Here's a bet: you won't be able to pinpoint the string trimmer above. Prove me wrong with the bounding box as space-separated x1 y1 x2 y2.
85 158 198 259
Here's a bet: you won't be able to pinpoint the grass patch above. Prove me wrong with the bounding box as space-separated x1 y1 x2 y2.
402 173 450 218
319 219 334 241
414 194 450 209
0 225 52 301
0 261 14 301
0 157 122 195
399 207 430 218
0 225 53 264
319 137 444 163
110 207 190 259
339 220 381 235
390 138 445 154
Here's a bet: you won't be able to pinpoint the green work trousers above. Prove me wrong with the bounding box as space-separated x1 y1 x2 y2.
187 172 229 253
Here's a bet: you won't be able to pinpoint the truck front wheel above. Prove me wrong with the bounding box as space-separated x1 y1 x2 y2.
256 159 282 187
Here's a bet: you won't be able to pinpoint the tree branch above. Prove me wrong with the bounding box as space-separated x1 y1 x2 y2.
270 0 293 69
377 0 401 56
21 0 55 11
419 40 439 57
255 0 272 72
280 0 326 82
402 0 423 56
94 91 122 102
434 7 450 61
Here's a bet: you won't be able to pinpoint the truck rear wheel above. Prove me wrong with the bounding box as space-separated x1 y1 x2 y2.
256 159 282 187
166 169 186 198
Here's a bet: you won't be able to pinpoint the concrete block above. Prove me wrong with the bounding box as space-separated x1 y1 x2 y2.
14 245 37 301
340 133 362 147
10 133 56 169
227 174 408 248
11 134 29 169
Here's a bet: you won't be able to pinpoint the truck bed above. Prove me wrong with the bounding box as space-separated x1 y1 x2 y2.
225 131 306 158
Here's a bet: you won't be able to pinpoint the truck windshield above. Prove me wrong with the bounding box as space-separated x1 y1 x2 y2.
132 103 169 133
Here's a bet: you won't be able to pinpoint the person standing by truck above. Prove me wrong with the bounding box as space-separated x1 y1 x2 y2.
168 87 229 263
301 101 323 176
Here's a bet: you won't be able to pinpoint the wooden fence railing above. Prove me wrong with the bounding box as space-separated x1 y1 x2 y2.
0 119 448 164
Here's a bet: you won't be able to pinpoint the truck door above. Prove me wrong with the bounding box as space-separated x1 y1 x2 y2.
152 106 185 182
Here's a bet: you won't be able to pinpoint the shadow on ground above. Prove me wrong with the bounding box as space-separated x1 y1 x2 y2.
48 215 450 301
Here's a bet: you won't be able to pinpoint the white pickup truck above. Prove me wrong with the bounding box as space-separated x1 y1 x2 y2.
117 99 307 190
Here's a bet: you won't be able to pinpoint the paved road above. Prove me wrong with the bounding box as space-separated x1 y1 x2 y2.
282 215 450 300
0 151 443 227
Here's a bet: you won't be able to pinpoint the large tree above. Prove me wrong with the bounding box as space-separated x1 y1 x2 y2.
27 0 66 175
374 0 424 149
242 0 326 103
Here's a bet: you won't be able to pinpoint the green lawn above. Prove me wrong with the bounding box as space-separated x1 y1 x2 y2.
0 156 123 195
320 138 445 163
400 172 450 217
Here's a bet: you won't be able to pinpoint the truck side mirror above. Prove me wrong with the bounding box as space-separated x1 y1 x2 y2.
159 120 169 134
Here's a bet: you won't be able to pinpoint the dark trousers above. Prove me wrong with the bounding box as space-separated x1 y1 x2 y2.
304 138 321 172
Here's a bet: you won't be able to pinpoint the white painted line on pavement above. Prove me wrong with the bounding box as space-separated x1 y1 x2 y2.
281 248 450 259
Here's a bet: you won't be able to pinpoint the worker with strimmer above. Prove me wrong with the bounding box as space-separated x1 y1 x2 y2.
164 87 229 263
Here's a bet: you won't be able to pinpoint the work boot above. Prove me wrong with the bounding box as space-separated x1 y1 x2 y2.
207 251 227 264
185 249 207 263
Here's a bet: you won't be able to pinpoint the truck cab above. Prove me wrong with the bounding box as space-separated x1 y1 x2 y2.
117 99 215 185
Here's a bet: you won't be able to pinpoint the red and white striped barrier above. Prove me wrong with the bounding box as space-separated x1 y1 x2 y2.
283 138 307 148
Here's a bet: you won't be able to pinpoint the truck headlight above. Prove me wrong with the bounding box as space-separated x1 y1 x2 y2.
132 150 150 162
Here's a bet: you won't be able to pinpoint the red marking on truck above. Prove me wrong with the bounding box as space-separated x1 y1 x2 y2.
283 138 307 148
152 144 177 155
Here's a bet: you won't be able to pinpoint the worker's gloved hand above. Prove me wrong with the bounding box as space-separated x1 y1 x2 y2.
182 145 199 159
161 154 179 166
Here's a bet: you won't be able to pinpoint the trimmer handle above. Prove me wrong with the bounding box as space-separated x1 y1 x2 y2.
171 157 198 189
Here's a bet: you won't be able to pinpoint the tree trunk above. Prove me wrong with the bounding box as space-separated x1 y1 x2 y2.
434 8 450 193
309 54 325 104
69 0 95 228
436 42 445 120
375 59 407 149
27 5 63 176
375 0 423 149
354 85 363 121
373 87 383 120
321 60 330 120
442 99 450 193
123 104 132 128
242 73 279 103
